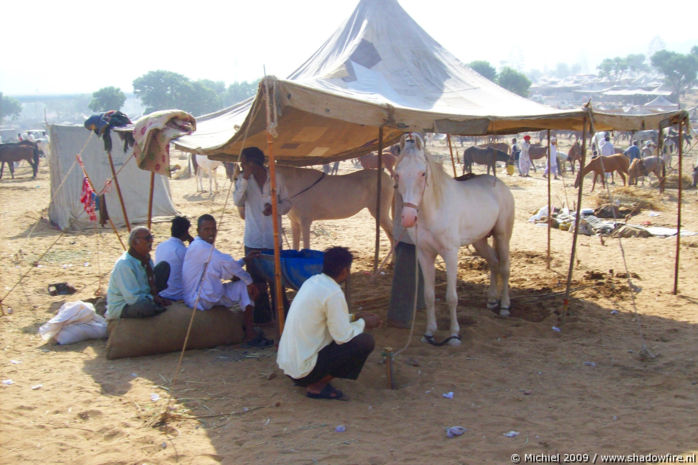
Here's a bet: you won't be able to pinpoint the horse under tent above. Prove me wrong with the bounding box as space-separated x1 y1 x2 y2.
47 124 178 231
172 0 690 341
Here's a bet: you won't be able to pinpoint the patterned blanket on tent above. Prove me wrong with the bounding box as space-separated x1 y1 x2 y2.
132 110 196 176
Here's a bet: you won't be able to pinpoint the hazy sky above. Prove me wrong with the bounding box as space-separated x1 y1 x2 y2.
1 0 695 96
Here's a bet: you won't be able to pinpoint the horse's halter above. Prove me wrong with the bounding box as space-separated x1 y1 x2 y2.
397 132 429 214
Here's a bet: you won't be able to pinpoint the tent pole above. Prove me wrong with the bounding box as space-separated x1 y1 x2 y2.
673 119 684 295
374 126 384 271
76 154 126 251
106 150 131 232
546 129 551 269
147 171 155 230
447 134 457 177
562 116 588 319
264 81 286 337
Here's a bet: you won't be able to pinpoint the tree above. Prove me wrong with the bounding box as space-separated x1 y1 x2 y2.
650 50 698 106
497 67 531 97
625 54 647 72
0 92 23 124
469 60 497 81
597 57 628 80
133 70 195 114
88 86 126 112
223 80 260 107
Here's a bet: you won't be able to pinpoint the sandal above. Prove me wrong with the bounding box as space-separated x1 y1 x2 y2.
306 384 344 400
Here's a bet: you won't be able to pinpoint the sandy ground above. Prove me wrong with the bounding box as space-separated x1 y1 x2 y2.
1 139 697 465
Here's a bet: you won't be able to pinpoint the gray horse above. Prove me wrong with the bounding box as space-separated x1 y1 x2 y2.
462 146 510 176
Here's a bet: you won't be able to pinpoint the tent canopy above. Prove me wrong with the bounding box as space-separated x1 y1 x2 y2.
175 0 688 166
48 125 178 231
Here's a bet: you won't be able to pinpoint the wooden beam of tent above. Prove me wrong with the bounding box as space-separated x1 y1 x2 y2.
147 171 155 230
546 129 552 270
264 80 286 338
447 135 457 177
562 115 588 318
673 120 684 295
106 149 131 232
374 127 384 271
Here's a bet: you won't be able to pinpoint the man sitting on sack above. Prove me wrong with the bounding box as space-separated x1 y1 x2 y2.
105 226 172 320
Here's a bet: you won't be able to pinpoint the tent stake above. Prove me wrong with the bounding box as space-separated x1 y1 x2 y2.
106 149 131 232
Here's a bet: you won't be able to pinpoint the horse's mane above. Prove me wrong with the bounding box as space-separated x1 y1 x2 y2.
424 150 447 207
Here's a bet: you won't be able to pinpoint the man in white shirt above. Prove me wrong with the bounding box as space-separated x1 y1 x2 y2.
182 214 268 346
233 146 292 323
277 247 381 400
154 216 193 301
600 133 615 156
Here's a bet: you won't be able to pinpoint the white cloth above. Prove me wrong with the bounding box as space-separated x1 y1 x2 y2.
600 140 615 156
39 301 107 344
519 141 532 176
277 273 365 379
182 237 253 311
154 237 187 300
233 168 291 249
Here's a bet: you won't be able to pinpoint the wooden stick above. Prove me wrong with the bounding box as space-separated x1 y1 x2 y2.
263 81 286 338
673 120 684 295
374 127 383 271
562 116 588 319
106 150 131 232
147 170 155 230
447 134 457 177
546 129 551 269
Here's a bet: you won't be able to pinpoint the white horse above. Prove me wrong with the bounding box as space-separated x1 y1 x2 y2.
277 166 394 250
194 154 223 193
395 133 515 346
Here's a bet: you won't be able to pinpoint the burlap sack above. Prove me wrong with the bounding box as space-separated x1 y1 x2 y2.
105 302 244 359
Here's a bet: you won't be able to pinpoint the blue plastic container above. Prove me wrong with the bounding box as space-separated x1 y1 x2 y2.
253 249 324 290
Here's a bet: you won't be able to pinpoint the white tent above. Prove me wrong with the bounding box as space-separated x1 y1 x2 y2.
48 124 178 231
176 0 687 165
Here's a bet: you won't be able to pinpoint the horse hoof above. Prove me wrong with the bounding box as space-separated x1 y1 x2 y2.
486 300 499 310
421 334 436 345
498 306 511 318
448 336 462 346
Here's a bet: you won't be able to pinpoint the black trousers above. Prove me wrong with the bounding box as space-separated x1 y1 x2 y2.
245 246 290 323
292 333 375 387
121 261 170 319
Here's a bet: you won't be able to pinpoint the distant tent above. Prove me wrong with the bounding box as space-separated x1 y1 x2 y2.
48 124 178 231
643 96 678 112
